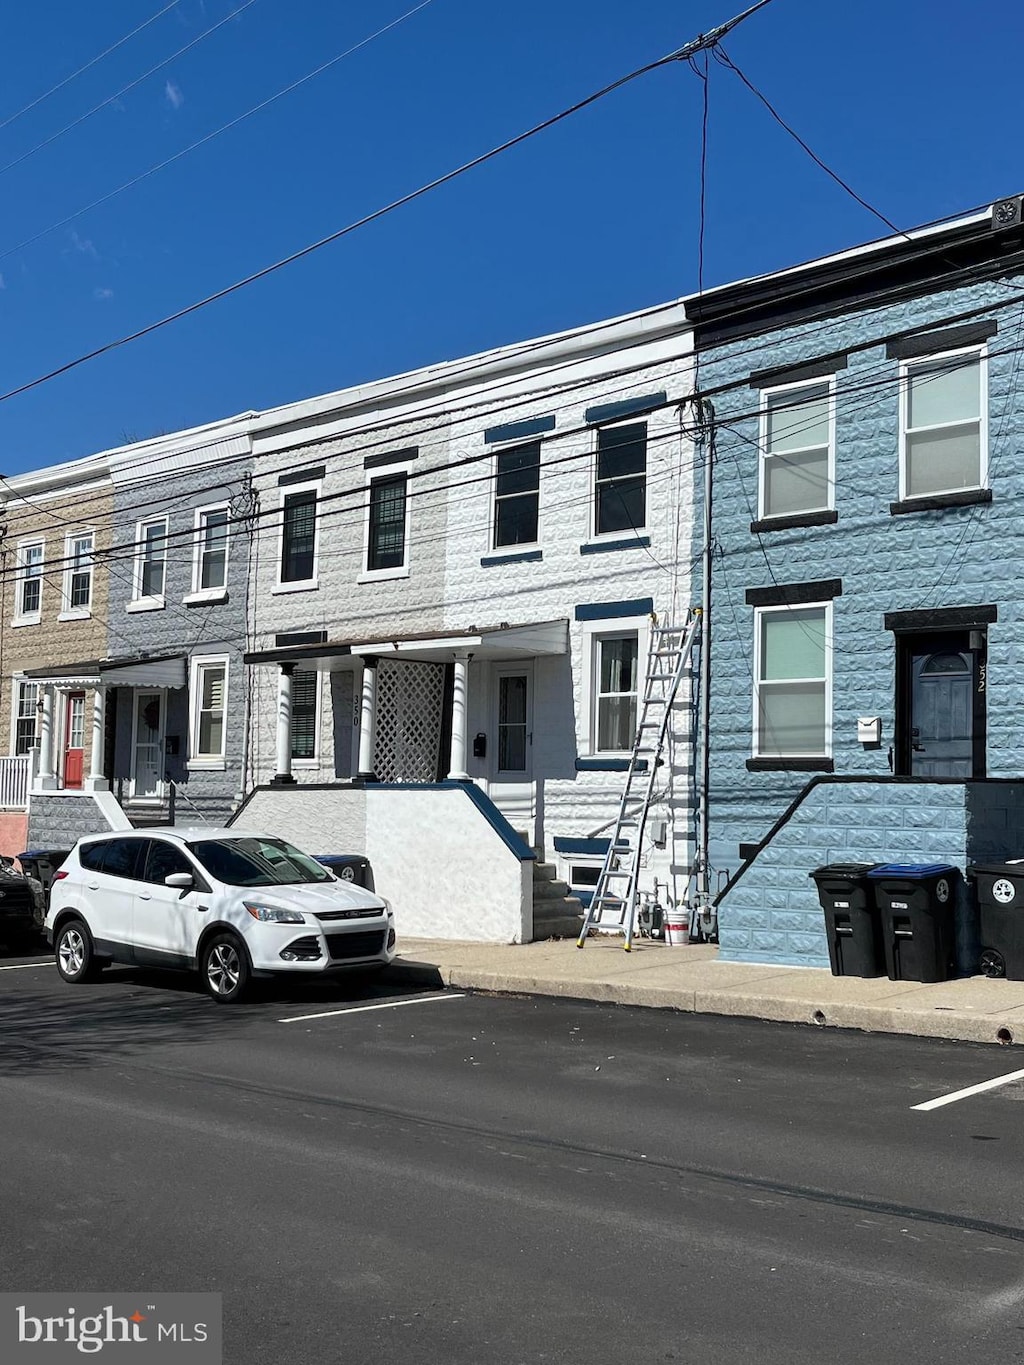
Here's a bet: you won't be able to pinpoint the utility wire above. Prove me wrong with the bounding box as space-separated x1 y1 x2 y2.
0 0 262 180
0 1 773 408
0 0 437 265
0 0 181 135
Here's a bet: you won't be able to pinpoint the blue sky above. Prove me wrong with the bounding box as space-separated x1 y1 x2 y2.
0 0 1020 471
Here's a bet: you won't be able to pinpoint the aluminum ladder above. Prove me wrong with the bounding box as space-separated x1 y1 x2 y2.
576 610 702 950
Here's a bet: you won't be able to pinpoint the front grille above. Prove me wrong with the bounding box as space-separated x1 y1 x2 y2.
315 908 381 922
0 879 36 914
324 930 387 961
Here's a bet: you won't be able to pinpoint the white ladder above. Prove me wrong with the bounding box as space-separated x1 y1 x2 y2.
576 610 702 951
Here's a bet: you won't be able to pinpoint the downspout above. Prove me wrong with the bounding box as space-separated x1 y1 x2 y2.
696 398 716 938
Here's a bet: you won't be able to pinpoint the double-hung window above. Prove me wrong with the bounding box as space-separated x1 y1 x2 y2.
291 669 319 762
595 422 647 536
133 518 167 604
62 531 94 616
191 658 228 763
754 605 831 758
366 473 408 573
15 541 44 623
759 382 833 518
493 441 540 548
13 680 38 755
193 506 230 594
279 486 318 585
594 633 639 752
900 349 986 499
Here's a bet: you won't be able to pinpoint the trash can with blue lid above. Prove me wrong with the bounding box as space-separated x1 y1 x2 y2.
968 861 1024 979
867 863 959 983
809 863 884 977
312 854 374 891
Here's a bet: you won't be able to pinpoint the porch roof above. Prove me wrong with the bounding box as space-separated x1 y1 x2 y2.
244 618 570 669
24 652 188 689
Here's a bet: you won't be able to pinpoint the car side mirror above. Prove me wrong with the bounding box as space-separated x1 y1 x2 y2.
164 872 194 890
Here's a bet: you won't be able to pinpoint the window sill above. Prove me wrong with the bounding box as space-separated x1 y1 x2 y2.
746 756 834 772
272 580 319 595
575 756 648 772
750 509 838 533
183 588 229 606
889 489 992 515
291 758 321 769
58 609 92 622
11 616 41 629
357 567 410 584
579 535 650 556
127 596 165 613
187 760 226 772
480 548 543 567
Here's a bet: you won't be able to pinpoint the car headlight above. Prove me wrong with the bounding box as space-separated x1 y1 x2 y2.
382 898 393 917
244 902 306 924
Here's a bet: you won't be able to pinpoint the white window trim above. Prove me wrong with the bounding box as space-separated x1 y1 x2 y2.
290 668 322 768
276 480 321 590
10 675 38 757
757 377 836 520
190 501 231 599
752 602 833 760
189 654 229 769
359 463 412 583
579 615 650 757
59 528 95 621
489 437 541 554
131 515 168 610
590 418 649 542
898 345 988 502
13 538 45 626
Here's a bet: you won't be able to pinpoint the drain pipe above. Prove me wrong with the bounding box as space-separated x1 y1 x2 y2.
696 398 716 939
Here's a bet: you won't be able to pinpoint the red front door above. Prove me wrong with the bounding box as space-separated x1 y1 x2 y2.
63 692 86 790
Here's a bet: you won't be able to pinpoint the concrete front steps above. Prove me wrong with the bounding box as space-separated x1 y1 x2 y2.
528 847 585 941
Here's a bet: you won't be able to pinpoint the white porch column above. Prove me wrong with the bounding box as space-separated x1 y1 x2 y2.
36 685 58 790
447 652 471 781
85 686 108 792
356 656 379 782
271 663 296 785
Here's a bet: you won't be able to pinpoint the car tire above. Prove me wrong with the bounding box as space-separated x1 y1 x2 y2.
55 917 104 984
201 932 251 1004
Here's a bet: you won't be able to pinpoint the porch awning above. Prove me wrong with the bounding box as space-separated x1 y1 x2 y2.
244 619 569 669
24 652 188 689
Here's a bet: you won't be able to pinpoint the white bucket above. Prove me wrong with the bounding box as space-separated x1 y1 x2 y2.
664 912 690 946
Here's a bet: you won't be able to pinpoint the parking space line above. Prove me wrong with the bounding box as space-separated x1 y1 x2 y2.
279 992 466 1024
0 960 52 971
912 1067 1024 1111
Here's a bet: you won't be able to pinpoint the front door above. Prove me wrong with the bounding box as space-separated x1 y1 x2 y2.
63 691 86 789
896 630 986 778
131 691 165 800
491 665 535 841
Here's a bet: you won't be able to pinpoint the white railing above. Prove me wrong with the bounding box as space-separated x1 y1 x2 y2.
0 755 30 809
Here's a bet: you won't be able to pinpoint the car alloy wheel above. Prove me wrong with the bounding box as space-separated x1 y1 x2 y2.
202 933 250 1003
55 918 102 984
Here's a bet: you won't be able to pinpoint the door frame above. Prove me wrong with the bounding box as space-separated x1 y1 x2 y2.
491 663 534 781
894 628 987 778
60 689 87 790
129 688 167 802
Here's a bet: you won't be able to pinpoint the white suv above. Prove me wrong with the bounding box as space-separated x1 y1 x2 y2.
46 828 396 1003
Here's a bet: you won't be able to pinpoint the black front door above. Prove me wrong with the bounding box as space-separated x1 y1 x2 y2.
895 630 986 778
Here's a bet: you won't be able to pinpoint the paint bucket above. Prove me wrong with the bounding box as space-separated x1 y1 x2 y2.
664 909 690 946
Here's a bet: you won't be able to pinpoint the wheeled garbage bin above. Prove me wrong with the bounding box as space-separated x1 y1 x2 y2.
17 849 72 926
969 861 1024 979
312 854 374 891
867 863 959 983
809 863 884 977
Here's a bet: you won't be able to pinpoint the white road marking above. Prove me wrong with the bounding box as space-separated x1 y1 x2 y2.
279 992 466 1024
0 960 52 971
912 1067 1024 1111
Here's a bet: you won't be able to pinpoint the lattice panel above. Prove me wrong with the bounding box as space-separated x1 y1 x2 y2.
373 659 446 783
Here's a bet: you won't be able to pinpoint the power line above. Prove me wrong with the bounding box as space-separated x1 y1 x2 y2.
0 0 262 181
0 0 437 266
0 0 181 136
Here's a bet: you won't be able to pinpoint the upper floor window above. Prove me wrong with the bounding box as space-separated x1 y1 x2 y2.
595 422 646 536
760 382 833 518
279 486 318 585
493 440 540 548
193 506 230 594
134 518 167 602
13 680 37 755
754 605 831 758
366 473 408 573
901 349 985 499
594 633 639 752
15 540 44 622
62 531 94 615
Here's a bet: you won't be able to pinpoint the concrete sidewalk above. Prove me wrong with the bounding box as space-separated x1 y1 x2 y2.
391 936 1024 1047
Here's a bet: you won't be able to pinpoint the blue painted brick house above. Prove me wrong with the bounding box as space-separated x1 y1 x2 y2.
687 196 1024 967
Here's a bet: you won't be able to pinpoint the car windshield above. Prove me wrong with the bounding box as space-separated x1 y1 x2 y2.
187 837 334 888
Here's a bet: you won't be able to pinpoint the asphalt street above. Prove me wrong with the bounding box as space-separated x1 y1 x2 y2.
2 944 1024 1364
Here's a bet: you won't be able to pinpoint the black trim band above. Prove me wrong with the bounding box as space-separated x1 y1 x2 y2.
750 509 838 534
884 604 997 632
279 465 324 486
584 392 667 425
580 535 651 556
746 757 834 772
484 415 555 444
364 447 417 470
890 489 991 515
748 355 848 388
574 597 654 622
745 578 842 607
275 630 328 647
886 320 998 359
480 549 543 567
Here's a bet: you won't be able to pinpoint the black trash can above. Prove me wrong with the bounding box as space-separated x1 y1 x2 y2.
809 863 884 977
867 863 959 983
969 861 1024 979
313 854 374 892
17 849 72 923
